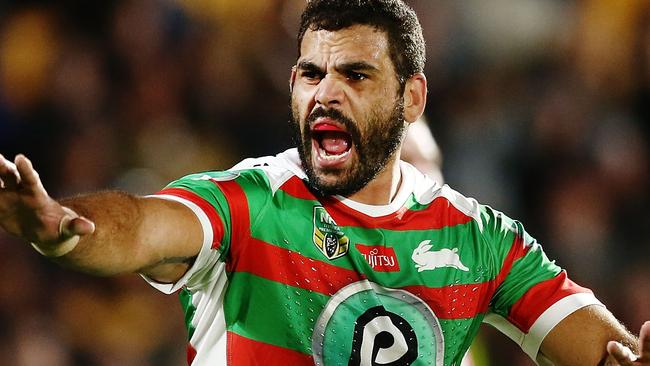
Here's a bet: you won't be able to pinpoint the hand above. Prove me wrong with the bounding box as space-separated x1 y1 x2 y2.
0 154 95 253
607 322 650 365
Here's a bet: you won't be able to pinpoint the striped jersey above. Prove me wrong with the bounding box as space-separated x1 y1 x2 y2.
145 148 602 366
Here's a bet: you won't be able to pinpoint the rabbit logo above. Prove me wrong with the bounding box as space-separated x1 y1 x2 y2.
411 240 469 272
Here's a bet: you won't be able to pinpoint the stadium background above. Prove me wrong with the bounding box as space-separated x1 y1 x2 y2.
0 0 648 364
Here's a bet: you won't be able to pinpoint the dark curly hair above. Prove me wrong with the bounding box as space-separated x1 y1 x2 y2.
297 0 426 87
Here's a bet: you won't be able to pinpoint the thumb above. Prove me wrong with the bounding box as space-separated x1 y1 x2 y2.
63 216 96 237
607 341 638 365
31 211 95 258
58 206 95 238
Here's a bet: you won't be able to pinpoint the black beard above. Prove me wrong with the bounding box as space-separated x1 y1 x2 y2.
290 100 406 197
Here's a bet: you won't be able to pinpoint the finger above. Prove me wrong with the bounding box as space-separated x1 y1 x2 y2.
0 154 20 189
607 341 638 365
639 321 650 361
14 154 47 196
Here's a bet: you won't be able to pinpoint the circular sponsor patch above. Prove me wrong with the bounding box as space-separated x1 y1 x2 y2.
312 281 444 366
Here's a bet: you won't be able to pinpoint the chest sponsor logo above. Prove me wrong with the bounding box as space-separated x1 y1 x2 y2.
411 240 469 272
313 206 349 260
312 281 445 366
355 244 400 272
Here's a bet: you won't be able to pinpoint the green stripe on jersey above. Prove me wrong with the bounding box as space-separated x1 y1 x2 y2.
490 240 561 317
224 272 328 355
343 224 495 288
230 170 276 228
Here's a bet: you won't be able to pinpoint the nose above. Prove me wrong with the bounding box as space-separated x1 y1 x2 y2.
315 74 344 107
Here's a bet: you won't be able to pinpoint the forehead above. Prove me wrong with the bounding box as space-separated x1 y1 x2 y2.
299 25 391 67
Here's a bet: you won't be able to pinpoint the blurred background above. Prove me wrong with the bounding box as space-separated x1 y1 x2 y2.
0 0 648 365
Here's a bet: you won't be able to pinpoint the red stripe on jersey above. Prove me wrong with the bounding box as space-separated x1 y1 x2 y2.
278 176 318 200
231 236 365 296
186 343 197 365
228 331 314 365
212 180 250 258
494 235 531 289
507 271 593 332
321 196 474 231
157 188 225 250
402 282 493 319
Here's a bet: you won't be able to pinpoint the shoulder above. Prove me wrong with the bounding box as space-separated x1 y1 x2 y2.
227 148 306 194
163 149 304 195
230 148 304 175
402 160 522 238
402 160 485 230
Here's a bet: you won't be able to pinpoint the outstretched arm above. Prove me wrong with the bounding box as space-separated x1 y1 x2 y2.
0 154 202 282
540 305 649 365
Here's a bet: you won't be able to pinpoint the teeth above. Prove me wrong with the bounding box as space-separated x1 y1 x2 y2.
318 146 350 160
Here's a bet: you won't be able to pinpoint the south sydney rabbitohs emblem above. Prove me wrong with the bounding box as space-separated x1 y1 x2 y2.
312 206 349 260
312 281 445 366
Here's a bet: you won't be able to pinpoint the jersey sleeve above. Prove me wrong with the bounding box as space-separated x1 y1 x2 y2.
479 205 604 364
142 170 271 294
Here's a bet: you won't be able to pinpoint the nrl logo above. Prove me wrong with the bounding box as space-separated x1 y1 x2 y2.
313 206 349 260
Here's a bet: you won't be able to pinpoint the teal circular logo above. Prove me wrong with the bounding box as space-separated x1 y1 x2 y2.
312 281 444 365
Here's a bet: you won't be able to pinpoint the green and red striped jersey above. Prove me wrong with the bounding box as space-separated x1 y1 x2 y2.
145 148 602 366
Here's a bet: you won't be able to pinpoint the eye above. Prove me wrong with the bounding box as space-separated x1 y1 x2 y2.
347 71 368 81
300 70 323 83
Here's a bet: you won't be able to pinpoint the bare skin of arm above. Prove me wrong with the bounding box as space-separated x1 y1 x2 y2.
0 154 202 283
540 305 650 365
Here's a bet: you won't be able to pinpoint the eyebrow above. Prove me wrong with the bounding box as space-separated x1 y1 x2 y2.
336 62 378 74
296 60 379 74
297 60 323 73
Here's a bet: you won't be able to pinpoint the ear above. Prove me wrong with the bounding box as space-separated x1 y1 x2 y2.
417 239 431 250
402 72 427 123
289 65 297 93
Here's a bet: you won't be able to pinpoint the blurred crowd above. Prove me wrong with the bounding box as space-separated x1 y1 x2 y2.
0 0 648 365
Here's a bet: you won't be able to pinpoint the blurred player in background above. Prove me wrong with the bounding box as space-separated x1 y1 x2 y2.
401 116 444 185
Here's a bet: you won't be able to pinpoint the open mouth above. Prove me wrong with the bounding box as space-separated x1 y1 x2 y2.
311 121 353 167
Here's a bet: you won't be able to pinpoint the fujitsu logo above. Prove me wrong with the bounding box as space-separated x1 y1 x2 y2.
355 244 401 272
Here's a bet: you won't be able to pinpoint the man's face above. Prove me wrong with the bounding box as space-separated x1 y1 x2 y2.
290 25 406 196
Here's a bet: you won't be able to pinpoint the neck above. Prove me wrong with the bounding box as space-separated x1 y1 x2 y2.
347 153 403 205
